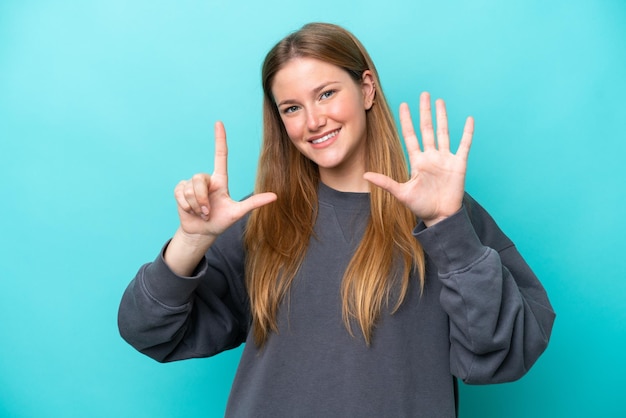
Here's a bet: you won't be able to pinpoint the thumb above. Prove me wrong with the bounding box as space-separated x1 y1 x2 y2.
364 172 401 196
236 192 278 216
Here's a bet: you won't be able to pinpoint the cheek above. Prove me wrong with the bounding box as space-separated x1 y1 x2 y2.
329 95 363 122
281 116 304 142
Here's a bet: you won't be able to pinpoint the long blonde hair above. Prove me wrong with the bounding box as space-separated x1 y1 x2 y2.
244 22 425 346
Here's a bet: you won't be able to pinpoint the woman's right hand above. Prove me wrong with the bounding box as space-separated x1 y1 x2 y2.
175 121 276 238
165 121 277 276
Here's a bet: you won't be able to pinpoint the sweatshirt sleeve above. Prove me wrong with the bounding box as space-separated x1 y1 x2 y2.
415 194 555 384
117 219 250 363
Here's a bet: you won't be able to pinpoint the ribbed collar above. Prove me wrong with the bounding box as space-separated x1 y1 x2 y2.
318 182 370 210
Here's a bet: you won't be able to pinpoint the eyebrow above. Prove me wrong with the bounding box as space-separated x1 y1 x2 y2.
276 81 340 107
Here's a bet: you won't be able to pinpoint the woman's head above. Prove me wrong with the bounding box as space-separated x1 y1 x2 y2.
260 23 399 187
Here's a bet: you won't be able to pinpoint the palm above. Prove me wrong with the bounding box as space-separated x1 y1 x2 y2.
365 92 474 226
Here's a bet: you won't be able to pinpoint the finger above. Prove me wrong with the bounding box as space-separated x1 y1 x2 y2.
188 173 212 215
399 103 421 156
363 172 402 197
455 116 474 161
236 192 278 216
419 92 435 150
435 99 450 152
213 121 228 177
174 180 192 212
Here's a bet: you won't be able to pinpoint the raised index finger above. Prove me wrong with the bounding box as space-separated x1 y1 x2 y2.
213 121 228 176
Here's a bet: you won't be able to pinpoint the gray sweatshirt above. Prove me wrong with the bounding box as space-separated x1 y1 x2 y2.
118 184 555 417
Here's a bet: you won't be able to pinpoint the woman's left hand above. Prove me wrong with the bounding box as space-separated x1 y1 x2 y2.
364 91 474 227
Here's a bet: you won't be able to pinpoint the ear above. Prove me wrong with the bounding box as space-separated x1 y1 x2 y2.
361 70 376 110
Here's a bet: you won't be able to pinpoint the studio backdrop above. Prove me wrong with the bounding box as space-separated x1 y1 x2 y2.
1 0 625 417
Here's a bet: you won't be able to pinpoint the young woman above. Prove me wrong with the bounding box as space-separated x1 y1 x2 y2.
118 22 555 417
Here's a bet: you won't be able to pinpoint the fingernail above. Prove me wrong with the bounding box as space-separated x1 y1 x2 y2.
201 206 209 215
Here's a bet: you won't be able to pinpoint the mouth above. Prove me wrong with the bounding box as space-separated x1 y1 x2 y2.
309 129 340 145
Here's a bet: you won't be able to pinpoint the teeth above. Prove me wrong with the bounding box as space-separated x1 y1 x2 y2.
312 130 338 144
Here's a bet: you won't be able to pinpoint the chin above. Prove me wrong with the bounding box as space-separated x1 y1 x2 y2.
314 159 344 170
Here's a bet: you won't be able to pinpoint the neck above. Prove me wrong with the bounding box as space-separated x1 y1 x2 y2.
320 169 370 193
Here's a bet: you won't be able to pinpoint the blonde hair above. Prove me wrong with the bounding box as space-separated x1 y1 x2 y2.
244 22 425 346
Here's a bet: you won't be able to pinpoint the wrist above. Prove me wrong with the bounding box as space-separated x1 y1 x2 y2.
164 228 216 277
423 216 448 228
422 205 463 228
175 227 217 249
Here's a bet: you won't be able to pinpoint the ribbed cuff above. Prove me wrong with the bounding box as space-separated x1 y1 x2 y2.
414 206 487 275
141 241 208 308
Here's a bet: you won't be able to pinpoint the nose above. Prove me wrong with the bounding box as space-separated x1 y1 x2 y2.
306 106 326 132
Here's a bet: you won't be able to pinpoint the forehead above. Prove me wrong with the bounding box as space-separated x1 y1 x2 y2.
271 57 354 99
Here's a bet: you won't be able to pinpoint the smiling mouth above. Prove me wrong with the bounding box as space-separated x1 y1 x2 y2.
310 129 340 145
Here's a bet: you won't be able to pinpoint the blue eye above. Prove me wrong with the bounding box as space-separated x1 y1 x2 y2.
320 90 335 100
282 105 299 114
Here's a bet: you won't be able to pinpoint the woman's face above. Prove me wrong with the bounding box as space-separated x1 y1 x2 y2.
271 57 375 189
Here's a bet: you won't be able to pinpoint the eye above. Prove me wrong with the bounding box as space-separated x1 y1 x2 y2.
281 105 300 114
320 90 336 100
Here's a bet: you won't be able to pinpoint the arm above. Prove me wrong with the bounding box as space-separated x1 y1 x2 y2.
365 92 554 382
416 196 555 383
117 218 251 363
118 121 276 362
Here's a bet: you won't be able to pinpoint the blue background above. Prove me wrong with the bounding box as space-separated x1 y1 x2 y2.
1 0 625 417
